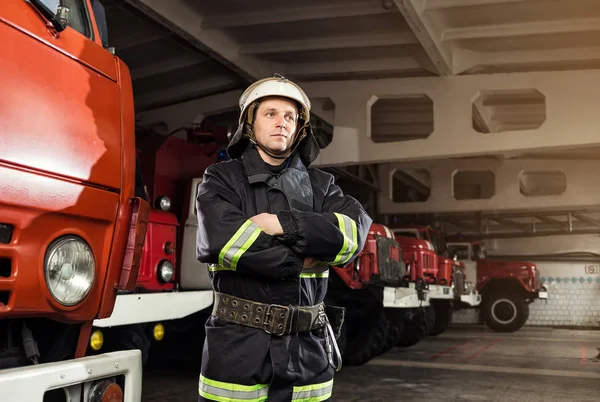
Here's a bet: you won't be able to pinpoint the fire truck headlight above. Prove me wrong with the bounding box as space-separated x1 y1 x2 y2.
155 196 171 211
158 260 174 283
44 236 95 307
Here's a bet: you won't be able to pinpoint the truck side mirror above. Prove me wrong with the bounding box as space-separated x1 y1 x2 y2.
29 0 70 32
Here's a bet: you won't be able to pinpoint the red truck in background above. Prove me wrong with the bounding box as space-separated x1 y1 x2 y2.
446 237 548 332
91 128 224 365
392 225 545 332
393 232 481 343
391 235 437 345
1 1 149 400
328 223 431 366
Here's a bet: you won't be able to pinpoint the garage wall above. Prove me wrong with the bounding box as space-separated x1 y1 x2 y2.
452 234 600 328
487 234 600 255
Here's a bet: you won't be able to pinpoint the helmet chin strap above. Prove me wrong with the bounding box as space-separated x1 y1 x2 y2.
248 130 306 162
248 137 289 160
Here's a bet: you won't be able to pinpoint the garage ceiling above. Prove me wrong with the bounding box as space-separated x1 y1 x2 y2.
108 0 600 98
101 0 248 112
100 0 600 235
106 0 600 149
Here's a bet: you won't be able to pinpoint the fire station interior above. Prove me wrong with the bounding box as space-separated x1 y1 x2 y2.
102 1 600 400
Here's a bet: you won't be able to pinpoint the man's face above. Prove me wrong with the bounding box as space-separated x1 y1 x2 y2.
253 97 298 155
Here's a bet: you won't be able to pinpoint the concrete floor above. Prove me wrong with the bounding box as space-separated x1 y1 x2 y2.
142 325 600 401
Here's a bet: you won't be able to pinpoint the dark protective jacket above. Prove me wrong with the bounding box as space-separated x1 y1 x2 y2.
195 138 372 401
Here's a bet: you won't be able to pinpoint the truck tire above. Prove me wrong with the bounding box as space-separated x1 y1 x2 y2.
483 292 529 333
112 324 152 367
430 300 453 336
340 306 389 366
396 308 429 347
424 305 436 336
381 309 405 353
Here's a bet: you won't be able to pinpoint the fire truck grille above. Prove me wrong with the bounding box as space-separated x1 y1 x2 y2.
0 258 10 277
0 291 8 306
0 319 81 370
0 258 12 310
453 269 465 296
376 236 406 286
0 224 13 244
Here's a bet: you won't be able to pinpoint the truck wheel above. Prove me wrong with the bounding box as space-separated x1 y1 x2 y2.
341 306 389 366
381 309 405 353
112 324 152 367
424 305 436 336
483 292 529 333
396 308 429 347
430 301 453 336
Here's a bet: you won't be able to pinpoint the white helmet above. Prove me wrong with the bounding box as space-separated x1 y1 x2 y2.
227 74 320 165
238 73 311 126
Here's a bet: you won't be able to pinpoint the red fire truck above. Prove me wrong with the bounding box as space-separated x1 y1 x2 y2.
393 226 543 332
329 223 430 365
91 129 222 365
446 238 548 332
1 1 150 400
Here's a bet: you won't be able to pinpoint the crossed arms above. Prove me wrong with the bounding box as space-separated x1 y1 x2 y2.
195 165 372 280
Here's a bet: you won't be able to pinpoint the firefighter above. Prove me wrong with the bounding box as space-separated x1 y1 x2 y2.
195 74 372 401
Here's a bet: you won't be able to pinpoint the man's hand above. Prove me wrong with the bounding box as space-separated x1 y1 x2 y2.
250 213 284 236
303 257 319 269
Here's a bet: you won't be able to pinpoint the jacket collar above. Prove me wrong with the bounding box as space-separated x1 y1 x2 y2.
241 143 307 184
241 143 314 212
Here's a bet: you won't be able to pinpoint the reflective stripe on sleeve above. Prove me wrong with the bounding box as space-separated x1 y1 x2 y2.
329 213 358 266
207 264 233 272
199 375 268 402
218 220 262 271
292 379 334 401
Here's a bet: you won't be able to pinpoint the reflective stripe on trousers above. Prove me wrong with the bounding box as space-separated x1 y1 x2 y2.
199 375 333 402
292 379 334 401
199 375 268 402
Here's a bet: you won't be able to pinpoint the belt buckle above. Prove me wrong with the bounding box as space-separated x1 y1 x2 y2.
263 304 291 336
317 304 327 328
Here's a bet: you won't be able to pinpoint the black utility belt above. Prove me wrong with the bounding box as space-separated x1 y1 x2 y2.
212 292 327 336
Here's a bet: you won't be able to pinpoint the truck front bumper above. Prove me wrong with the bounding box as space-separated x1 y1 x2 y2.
383 282 430 308
0 350 141 402
93 290 214 327
427 284 454 300
460 291 482 307
537 286 549 300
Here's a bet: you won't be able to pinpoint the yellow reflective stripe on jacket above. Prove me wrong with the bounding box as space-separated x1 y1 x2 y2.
299 266 329 279
329 213 358 266
199 375 268 402
292 379 334 401
211 264 329 277
218 220 262 271
207 264 233 272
